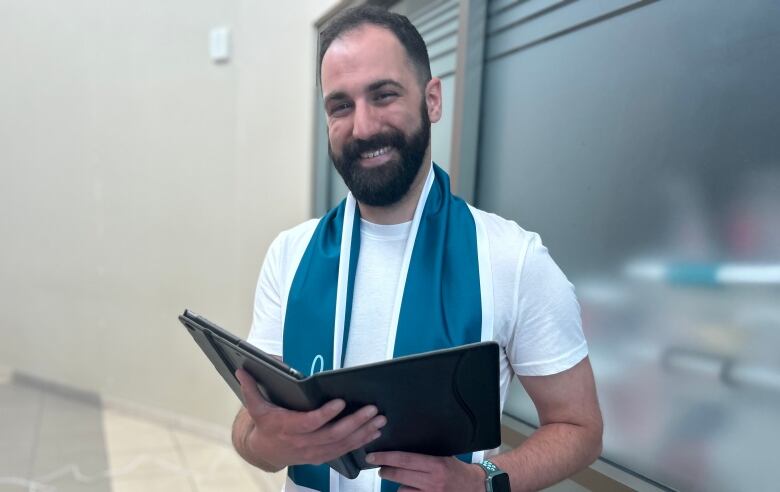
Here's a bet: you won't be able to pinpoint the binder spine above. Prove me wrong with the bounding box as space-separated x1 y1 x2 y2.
340 449 365 478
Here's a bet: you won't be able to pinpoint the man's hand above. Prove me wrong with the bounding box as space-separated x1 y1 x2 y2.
364 358 603 492
233 368 387 471
366 451 485 492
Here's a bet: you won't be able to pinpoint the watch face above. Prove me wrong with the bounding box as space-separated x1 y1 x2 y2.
491 472 511 492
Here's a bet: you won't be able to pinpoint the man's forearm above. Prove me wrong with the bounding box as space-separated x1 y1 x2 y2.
489 421 603 492
232 408 284 473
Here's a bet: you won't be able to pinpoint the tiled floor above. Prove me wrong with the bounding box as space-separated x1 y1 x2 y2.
0 374 285 492
0 371 587 492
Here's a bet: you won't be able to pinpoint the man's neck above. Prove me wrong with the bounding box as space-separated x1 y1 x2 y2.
357 160 432 225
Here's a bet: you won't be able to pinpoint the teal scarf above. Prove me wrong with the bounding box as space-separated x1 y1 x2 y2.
283 164 492 492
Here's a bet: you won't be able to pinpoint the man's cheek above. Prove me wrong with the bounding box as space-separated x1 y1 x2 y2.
329 135 347 155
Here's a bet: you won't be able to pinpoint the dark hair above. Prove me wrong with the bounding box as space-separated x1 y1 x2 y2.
318 5 432 88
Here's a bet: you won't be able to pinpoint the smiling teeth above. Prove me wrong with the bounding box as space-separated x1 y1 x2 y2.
361 146 390 159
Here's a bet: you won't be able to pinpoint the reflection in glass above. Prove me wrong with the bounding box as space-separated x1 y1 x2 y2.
479 1 780 490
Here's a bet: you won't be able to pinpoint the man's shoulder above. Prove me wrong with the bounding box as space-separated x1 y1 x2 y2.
268 217 320 260
466 205 539 251
279 217 321 241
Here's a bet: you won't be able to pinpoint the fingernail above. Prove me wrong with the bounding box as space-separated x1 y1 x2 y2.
374 416 387 428
372 431 381 440
364 406 378 418
366 453 375 463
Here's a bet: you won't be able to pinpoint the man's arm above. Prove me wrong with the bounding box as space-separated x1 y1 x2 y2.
231 368 387 472
367 356 602 492
490 356 603 490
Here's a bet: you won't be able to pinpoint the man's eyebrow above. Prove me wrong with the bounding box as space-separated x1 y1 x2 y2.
323 80 405 106
323 91 349 105
367 79 404 92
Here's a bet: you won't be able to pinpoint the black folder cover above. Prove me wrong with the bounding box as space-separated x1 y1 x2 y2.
178 309 502 479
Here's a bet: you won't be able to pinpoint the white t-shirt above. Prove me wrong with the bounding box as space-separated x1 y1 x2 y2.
248 207 588 492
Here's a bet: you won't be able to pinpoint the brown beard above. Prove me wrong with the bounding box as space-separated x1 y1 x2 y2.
329 100 430 207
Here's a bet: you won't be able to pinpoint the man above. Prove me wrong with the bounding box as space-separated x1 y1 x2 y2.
232 6 602 492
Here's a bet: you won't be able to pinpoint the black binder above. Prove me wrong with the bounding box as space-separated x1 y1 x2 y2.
178 309 502 479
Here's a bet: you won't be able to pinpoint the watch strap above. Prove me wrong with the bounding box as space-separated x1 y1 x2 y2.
478 460 510 492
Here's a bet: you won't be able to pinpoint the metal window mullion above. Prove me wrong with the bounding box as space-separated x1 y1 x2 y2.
449 0 487 203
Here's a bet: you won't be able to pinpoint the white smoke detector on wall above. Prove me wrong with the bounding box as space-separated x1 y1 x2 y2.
209 26 231 63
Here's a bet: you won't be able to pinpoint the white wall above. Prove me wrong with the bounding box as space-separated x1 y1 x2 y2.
0 0 339 426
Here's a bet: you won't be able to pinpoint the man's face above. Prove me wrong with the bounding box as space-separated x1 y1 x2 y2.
321 25 439 207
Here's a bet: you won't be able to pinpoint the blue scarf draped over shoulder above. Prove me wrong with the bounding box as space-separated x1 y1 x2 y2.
282 164 484 492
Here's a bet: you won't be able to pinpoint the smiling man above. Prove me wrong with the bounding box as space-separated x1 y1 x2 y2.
232 6 602 492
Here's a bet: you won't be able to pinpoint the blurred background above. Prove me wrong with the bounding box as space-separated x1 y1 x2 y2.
1 0 779 491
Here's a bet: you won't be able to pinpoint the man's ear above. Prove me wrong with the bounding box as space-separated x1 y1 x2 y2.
425 77 442 123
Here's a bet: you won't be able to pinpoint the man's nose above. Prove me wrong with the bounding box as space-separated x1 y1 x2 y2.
351 101 381 141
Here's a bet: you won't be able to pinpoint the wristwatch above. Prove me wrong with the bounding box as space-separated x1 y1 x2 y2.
477 459 511 492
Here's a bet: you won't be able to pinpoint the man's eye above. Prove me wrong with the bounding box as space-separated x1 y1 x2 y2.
375 92 397 102
329 103 351 116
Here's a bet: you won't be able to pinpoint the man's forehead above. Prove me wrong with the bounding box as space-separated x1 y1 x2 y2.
321 24 412 94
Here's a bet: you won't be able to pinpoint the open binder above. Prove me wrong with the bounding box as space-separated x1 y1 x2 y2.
179 309 502 479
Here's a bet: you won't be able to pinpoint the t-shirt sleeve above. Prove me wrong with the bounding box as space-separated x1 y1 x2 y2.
506 233 588 376
246 235 285 356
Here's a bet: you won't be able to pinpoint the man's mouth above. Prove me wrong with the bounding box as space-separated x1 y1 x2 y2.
360 146 392 159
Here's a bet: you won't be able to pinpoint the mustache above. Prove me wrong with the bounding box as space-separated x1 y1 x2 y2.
341 130 407 163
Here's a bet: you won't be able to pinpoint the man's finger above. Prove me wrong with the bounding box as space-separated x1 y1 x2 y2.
235 368 274 415
366 451 433 472
319 413 384 453
292 398 347 434
378 466 429 490
303 418 383 464
307 404 380 441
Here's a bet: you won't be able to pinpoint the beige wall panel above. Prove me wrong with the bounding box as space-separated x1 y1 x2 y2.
0 0 339 426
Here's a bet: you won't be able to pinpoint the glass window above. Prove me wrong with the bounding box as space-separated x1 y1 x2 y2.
478 1 780 490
